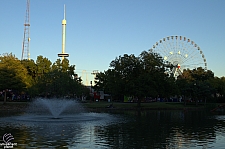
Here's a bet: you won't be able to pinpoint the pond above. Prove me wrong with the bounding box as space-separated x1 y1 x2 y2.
0 104 224 149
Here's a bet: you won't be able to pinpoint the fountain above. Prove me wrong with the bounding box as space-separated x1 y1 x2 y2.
0 98 125 148
27 98 83 119
36 99 75 118
0 98 120 125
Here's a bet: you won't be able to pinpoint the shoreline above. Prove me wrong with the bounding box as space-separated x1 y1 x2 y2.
0 101 212 113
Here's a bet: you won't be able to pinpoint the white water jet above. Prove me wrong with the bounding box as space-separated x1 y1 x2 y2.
39 99 75 118
27 98 84 118
0 98 122 127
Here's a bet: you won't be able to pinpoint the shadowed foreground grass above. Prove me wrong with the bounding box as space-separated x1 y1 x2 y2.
82 101 209 110
0 102 29 111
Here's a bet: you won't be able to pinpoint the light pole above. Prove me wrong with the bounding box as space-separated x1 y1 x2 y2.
90 81 92 93
3 89 8 104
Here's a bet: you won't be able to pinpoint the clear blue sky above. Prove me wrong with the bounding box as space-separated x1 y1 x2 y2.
1 0 225 85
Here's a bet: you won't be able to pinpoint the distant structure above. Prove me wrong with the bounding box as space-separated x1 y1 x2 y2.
82 70 89 86
21 0 31 60
58 4 69 60
91 70 99 85
91 70 99 78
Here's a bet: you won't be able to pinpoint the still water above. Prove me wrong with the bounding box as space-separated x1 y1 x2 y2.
0 110 224 149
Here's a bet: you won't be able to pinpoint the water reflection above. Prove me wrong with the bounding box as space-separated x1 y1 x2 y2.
0 110 224 148
91 110 225 149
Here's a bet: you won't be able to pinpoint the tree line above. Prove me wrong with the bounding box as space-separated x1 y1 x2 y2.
93 50 225 105
0 53 89 102
1 50 225 105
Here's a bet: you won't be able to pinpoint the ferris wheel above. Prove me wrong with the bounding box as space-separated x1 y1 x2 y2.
150 35 207 77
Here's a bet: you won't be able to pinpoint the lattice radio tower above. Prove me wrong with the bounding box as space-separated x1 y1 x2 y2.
21 0 31 60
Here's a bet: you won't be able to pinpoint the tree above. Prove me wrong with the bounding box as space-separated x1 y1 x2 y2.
52 58 70 72
0 53 30 103
219 77 225 101
36 55 52 76
176 67 214 105
36 69 84 98
109 53 143 101
94 50 172 106
33 58 83 98
21 59 37 81
139 51 175 99
52 58 78 78
208 77 225 102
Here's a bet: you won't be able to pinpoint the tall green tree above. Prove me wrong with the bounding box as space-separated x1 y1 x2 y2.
94 50 172 106
52 58 70 72
208 76 225 102
139 51 176 98
21 59 37 80
0 53 30 103
33 58 83 98
176 67 214 104
36 55 52 76
52 58 77 78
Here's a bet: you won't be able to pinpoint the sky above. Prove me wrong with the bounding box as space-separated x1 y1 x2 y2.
1 0 225 85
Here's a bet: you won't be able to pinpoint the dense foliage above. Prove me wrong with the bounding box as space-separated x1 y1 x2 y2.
0 53 88 102
0 53 30 91
94 50 225 104
94 50 177 105
1 50 225 105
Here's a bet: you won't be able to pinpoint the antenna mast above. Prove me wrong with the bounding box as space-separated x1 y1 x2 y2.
21 0 31 60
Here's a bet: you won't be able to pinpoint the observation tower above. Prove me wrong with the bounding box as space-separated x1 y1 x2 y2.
58 5 69 60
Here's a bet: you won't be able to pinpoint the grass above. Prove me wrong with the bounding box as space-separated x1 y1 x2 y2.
0 100 218 112
82 101 207 110
0 101 29 113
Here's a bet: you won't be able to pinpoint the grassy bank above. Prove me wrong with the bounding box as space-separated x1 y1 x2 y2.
0 101 218 112
82 101 212 110
0 102 29 112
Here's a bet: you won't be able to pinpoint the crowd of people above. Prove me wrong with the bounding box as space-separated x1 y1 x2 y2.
0 90 30 102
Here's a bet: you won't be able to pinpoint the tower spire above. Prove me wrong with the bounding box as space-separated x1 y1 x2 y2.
64 4 66 19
